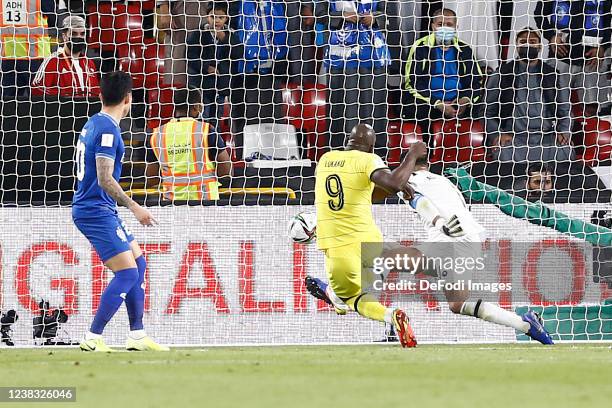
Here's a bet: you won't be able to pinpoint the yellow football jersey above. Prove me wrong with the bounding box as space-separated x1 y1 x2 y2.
315 150 388 249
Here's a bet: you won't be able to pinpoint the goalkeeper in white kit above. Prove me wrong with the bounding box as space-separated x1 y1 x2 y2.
306 151 554 345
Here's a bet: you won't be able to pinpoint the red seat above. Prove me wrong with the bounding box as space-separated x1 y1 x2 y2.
88 2 144 51
118 43 165 89
117 46 145 88
281 82 328 161
301 84 327 134
580 118 612 165
140 1 156 12
387 121 423 166
142 43 165 87
281 82 302 129
570 90 584 121
216 101 242 164
146 86 175 130
283 82 327 133
430 120 486 163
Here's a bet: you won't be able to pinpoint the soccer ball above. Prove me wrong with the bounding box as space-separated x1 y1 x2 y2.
288 212 317 244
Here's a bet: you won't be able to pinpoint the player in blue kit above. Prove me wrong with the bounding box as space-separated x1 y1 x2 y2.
72 71 168 352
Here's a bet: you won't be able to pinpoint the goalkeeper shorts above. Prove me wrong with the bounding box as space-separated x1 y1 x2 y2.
73 214 135 262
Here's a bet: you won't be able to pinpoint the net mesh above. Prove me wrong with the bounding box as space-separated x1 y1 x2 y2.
0 0 610 346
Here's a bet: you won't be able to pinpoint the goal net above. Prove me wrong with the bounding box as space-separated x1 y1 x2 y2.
0 0 611 347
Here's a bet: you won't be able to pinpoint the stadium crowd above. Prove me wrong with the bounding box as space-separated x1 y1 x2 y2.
0 0 610 203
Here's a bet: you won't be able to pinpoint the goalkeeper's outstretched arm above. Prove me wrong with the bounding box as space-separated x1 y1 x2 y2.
397 191 465 238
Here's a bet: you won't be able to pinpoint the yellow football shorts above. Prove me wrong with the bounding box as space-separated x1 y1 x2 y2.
323 241 383 300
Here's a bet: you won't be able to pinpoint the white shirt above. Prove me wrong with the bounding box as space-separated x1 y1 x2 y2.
408 169 486 242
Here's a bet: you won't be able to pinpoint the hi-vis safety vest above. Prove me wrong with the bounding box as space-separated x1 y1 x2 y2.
150 118 219 201
0 0 51 59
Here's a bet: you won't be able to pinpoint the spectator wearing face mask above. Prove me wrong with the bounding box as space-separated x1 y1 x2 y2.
403 8 483 143
485 28 573 163
31 16 99 98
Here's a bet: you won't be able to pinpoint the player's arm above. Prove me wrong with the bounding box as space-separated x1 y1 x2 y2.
398 190 466 238
372 186 391 201
96 157 158 226
370 141 427 196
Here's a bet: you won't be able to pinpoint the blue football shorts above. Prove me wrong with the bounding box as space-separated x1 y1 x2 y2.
73 214 135 262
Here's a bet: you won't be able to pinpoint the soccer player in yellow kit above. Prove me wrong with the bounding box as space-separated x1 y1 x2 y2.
314 123 426 348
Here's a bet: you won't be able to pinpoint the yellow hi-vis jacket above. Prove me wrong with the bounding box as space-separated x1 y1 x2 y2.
150 118 219 201
0 0 51 59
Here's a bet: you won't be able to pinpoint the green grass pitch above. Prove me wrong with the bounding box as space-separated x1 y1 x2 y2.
0 344 610 408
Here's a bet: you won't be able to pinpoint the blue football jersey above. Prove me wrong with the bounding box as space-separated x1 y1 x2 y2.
72 112 125 218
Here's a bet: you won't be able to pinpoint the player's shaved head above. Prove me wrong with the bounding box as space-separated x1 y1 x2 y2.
346 123 376 152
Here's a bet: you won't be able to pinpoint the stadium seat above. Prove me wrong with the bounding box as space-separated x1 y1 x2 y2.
118 43 165 89
570 90 584 120
242 123 310 168
386 121 423 166
146 86 175 130
216 102 243 165
118 47 145 89
140 0 156 12
87 2 144 51
300 83 327 134
580 118 612 165
429 120 486 163
281 82 327 161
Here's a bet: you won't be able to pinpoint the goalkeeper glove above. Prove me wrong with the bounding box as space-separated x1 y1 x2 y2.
435 215 466 238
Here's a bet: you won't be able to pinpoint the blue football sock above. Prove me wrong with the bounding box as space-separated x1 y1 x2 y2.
125 256 146 331
90 267 139 335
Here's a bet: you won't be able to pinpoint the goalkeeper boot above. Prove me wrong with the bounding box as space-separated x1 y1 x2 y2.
126 336 170 352
392 309 417 348
80 337 114 353
304 276 348 315
522 310 554 345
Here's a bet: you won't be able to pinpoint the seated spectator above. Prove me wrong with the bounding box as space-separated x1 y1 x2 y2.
485 28 573 163
403 8 483 142
31 16 99 98
535 0 612 117
187 1 233 125
145 88 232 201
0 0 54 98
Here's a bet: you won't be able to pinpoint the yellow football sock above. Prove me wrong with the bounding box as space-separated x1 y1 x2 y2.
346 293 387 322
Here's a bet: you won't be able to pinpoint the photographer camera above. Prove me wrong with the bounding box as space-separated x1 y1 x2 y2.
33 299 73 345
1 309 19 346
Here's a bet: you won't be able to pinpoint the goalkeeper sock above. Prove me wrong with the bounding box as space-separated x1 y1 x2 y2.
460 300 530 333
125 255 146 331
90 267 139 335
346 293 387 323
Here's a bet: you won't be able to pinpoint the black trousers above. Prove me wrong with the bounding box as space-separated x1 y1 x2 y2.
328 65 388 156
402 96 482 145
230 68 286 159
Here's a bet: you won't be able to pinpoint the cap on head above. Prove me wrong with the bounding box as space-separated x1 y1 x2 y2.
62 16 86 31
346 123 376 152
